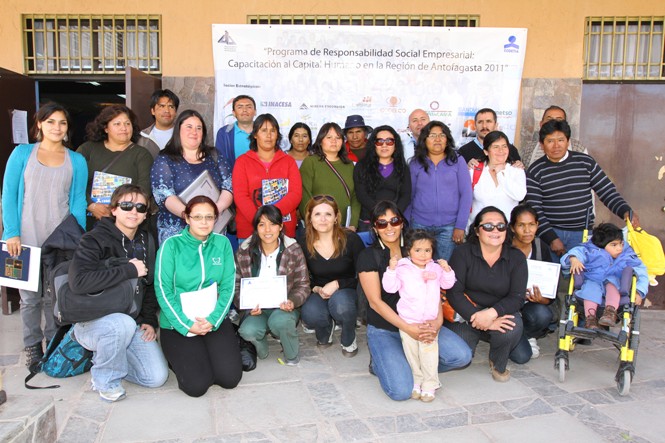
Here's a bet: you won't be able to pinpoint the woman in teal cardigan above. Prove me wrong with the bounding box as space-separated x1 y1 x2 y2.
2 103 87 368
299 122 360 230
155 195 242 397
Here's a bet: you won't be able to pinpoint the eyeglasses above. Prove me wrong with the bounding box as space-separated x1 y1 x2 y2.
375 138 395 147
479 223 508 232
427 133 446 140
313 194 335 203
374 216 403 229
117 202 148 213
189 215 216 222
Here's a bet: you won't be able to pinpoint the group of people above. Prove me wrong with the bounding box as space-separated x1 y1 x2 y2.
1 91 647 404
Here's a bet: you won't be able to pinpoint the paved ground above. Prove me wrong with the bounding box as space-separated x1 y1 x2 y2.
1 309 665 442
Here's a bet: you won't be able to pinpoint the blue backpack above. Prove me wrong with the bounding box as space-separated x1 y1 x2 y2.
25 324 93 389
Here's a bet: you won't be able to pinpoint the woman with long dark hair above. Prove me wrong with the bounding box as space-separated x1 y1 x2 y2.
354 125 411 232
151 109 233 244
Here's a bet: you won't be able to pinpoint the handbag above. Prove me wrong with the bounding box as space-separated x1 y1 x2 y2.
441 289 476 323
25 324 93 389
50 258 141 325
323 158 353 227
625 218 665 283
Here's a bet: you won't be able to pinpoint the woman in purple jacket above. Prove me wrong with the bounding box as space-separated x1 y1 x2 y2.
405 121 472 260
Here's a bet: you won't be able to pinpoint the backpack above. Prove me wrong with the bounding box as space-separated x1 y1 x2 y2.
24 324 93 389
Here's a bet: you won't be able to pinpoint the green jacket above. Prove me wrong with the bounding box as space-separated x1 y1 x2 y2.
155 226 236 336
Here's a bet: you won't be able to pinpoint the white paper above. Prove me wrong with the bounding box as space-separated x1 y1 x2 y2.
239 276 287 310
12 110 29 144
0 242 41 292
180 282 218 336
526 259 561 299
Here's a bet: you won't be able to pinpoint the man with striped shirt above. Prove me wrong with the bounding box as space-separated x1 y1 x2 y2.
525 120 640 256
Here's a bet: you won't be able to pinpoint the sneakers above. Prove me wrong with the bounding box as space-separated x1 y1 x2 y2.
317 320 336 348
25 343 44 369
284 356 300 366
585 309 600 330
96 384 126 403
341 338 358 357
302 324 315 334
599 306 619 327
528 338 540 359
420 390 435 403
411 384 421 400
489 361 510 382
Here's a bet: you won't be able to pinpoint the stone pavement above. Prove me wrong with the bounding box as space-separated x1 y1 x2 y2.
2 310 665 442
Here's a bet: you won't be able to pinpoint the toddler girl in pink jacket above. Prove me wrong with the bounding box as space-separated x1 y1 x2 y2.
382 229 456 402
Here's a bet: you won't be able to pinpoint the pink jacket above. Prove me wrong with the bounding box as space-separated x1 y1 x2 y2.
382 258 455 324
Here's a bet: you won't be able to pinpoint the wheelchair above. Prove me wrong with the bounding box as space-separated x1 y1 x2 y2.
554 265 641 396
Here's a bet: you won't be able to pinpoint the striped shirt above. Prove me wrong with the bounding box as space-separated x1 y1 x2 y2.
525 151 631 245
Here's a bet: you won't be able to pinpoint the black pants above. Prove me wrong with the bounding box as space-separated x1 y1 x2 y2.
160 318 242 397
444 314 523 373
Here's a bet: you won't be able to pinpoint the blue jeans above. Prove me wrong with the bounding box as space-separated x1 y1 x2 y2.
301 288 357 347
509 302 554 364
367 324 472 401
412 222 455 260
73 313 169 391
552 228 584 255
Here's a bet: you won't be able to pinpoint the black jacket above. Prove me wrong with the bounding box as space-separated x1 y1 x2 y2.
68 217 158 328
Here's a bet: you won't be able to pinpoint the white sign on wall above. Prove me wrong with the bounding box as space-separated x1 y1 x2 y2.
212 25 527 149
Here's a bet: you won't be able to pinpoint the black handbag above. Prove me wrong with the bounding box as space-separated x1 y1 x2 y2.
50 258 142 325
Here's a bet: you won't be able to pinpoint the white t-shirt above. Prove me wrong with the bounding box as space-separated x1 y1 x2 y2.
152 127 174 150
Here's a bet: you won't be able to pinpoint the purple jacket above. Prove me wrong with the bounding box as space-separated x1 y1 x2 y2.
405 157 472 230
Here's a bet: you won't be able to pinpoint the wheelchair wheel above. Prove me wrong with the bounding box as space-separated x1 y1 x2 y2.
617 369 631 396
557 357 566 383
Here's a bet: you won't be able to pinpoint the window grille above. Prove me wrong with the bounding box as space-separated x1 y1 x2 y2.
23 14 161 74
584 17 665 80
248 14 478 27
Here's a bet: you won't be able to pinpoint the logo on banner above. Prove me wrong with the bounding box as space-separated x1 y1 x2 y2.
380 96 406 114
430 101 440 111
300 103 309 110
261 101 292 108
504 36 519 53
355 96 372 109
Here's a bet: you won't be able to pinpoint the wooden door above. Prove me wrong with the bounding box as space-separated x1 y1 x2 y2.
125 67 161 130
580 83 665 306
0 68 36 183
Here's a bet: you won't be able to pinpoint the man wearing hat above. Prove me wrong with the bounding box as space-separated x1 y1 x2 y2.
343 115 372 162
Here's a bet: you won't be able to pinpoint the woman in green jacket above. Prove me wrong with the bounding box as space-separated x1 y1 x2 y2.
155 195 242 397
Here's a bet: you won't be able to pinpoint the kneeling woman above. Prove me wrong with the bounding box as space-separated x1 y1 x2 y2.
446 206 527 382
156 196 242 397
69 184 168 402
234 205 310 365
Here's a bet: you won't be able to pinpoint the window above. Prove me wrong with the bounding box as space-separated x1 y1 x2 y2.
584 17 665 80
23 14 161 75
247 14 478 27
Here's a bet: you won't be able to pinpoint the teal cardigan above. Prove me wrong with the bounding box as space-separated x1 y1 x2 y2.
2 143 88 239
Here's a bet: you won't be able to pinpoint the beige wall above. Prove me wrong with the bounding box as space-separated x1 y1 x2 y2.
3 0 665 78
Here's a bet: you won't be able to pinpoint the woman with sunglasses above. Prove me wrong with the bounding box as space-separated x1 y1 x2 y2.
69 184 168 402
2 103 88 369
406 121 472 261
467 131 526 232
155 195 242 397
353 125 411 232
445 206 527 382
299 123 360 231
299 195 365 356
151 110 233 244
358 200 472 401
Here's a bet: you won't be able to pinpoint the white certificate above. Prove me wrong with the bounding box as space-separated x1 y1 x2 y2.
526 259 561 299
239 276 287 310
180 282 218 337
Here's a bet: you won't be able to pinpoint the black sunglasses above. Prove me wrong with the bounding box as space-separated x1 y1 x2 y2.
117 201 148 214
479 223 507 232
313 194 335 202
374 216 403 229
374 138 396 147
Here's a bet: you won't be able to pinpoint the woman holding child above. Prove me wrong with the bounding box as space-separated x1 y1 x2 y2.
357 200 472 401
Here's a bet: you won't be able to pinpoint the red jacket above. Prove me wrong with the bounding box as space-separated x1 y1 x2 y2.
231 149 302 238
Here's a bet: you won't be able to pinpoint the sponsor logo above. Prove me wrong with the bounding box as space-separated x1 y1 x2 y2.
218 31 237 52
504 36 519 53
300 103 309 110
260 101 292 108
430 101 440 111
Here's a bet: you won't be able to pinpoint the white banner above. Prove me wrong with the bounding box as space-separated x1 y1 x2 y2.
212 25 527 149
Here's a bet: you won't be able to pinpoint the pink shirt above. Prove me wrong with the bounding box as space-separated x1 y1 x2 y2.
382 258 456 324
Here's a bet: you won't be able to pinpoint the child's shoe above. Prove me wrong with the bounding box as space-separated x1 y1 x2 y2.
598 306 619 327
584 309 599 330
410 384 421 400
420 390 435 402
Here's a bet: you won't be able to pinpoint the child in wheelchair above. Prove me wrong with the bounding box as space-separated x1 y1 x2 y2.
560 223 648 330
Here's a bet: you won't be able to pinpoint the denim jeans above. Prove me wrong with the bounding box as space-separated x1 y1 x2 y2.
367 324 472 401
73 313 169 391
509 302 554 364
301 288 357 347
19 284 56 348
412 222 456 260
552 228 584 255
